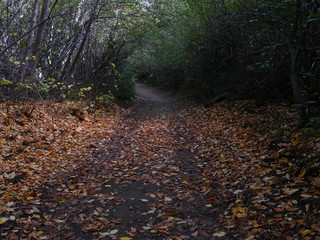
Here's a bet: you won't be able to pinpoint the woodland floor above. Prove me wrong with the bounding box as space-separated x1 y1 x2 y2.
0 83 320 240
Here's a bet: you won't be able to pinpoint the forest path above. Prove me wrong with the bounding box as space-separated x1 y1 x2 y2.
22 83 220 240
41 83 222 240
134 83 169 102
3 84 318 240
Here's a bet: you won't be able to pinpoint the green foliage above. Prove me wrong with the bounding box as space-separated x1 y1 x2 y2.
96 93 115 104
1 0 319 113
0 0 151 101
0 79 13 85
128 0 320 114
114 75 135 101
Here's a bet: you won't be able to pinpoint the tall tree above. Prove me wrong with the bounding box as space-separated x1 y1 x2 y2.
20 0 40 83
65 0 99 79
30 0 51 74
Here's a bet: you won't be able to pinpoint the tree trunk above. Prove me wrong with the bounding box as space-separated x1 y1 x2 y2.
30 0 51 74
289 0 308 124
25 0 40 60
290 51 302 104
65 0 99 80
20 0 40 82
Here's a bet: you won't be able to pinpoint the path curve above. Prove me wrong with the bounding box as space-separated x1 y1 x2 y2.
134 83 169 102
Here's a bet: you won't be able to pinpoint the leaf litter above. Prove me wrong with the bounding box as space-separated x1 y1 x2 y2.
0 96 319 240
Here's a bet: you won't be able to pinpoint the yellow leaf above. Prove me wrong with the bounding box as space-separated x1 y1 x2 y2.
236 213 248 218
299 229 315 236
156 193 164 198
251 220 262 228
0 217 9 224
120 237 132 240
232 206 246 215
300 168 307 177
225 225 236 229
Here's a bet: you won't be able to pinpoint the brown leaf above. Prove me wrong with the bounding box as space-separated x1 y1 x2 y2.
282 188 299 195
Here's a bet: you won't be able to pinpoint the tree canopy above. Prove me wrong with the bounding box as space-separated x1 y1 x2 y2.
1 0 320 121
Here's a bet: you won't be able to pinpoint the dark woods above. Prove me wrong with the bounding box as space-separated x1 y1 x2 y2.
132 0 320 124
0 0 320 123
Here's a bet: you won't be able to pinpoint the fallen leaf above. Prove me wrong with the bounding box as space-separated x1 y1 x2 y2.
312 177 320 188
0 217 9 224
282 188 299 195
213 231 227 237
300 168 307 177
225 225 236 229
232 206 246 214
299 229 315 236
245 236 255 240
109 229 118 235
301 194 313 198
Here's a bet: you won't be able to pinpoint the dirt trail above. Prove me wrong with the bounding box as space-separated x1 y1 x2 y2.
129 83 175 120
3 83 318 239
134 83 169 102
19 83 216 240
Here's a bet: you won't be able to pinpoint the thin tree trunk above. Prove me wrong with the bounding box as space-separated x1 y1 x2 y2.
65 0 99 80
289 0 308 124
24 0 40 60
30 0 51 74
290 66 303 104
20 0 40 83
